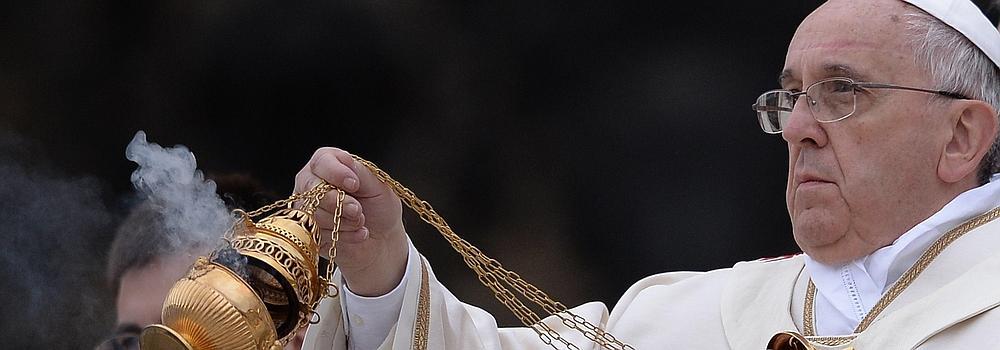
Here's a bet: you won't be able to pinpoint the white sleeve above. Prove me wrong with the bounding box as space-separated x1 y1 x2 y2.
340 239 416 350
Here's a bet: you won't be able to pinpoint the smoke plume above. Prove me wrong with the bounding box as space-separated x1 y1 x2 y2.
125 131 233 251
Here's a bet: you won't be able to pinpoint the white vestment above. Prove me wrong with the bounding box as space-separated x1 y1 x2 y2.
301 210 1000 349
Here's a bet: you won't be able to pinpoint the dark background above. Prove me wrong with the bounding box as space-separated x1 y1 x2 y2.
4 0 996 348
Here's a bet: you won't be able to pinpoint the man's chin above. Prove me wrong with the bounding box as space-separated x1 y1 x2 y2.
801 247 857 265
792 220 854 263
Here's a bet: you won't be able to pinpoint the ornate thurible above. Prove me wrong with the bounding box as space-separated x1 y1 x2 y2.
140 183 345 350
140 155 633 350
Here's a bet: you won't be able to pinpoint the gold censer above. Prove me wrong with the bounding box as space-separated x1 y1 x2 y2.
139 183 345 350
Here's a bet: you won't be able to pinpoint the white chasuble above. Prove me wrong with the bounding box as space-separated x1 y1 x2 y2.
302 214 1000 349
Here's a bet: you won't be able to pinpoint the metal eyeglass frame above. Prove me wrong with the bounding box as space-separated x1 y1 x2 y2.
752 77 970 134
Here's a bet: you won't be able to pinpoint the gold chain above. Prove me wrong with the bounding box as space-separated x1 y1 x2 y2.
803 206 1000 336
245 182 336 218
352 156 635 350
326 189 346 297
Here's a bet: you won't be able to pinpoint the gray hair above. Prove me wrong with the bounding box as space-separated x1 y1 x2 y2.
905 7 1000 184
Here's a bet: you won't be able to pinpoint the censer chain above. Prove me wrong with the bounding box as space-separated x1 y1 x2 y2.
324 189 346 297
351 156 634 350
245 182 336 218
262 156 633 350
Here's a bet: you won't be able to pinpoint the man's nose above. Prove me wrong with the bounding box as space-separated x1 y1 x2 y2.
781 95 828 148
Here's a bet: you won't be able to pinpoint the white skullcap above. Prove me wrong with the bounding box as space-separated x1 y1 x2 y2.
901 0 1000 68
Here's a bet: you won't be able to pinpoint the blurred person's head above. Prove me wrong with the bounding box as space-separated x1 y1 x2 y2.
99 201 212 349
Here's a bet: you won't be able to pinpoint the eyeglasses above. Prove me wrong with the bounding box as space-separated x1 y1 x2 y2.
752 77 969 134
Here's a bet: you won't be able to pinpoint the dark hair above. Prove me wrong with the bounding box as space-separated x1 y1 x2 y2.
208 172 280 211
104 201 206 291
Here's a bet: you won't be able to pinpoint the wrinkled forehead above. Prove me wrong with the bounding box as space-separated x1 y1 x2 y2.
781 0 922 86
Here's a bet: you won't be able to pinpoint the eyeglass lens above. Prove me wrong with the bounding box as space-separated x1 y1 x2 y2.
754 79 858 133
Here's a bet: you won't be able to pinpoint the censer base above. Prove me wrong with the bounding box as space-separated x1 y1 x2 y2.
140 324 194 350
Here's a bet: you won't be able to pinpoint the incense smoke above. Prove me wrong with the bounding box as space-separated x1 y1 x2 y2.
125 131 233 251
0 132 114 348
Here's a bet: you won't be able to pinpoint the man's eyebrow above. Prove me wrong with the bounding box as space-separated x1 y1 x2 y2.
823 63 871 81
778 64 873 87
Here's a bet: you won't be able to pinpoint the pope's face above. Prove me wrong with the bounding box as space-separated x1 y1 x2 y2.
781 0 954 264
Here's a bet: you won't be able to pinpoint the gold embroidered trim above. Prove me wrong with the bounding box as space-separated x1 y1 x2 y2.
805 335 857 346
412 260 431 350
804 277 816 336
803 206 1000 336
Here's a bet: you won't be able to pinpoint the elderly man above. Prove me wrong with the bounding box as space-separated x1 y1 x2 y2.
295 0 1000 348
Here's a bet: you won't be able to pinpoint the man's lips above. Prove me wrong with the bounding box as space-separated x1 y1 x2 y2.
795 174 834 188
798 181 833 190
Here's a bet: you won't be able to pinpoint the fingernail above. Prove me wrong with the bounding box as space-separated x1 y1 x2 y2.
345 203 360 217
361 227 370 240
345 177 359 191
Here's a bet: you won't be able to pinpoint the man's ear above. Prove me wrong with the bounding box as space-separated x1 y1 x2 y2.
938 100 999 183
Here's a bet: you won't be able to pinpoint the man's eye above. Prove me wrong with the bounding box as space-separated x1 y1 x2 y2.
831 80 854 93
